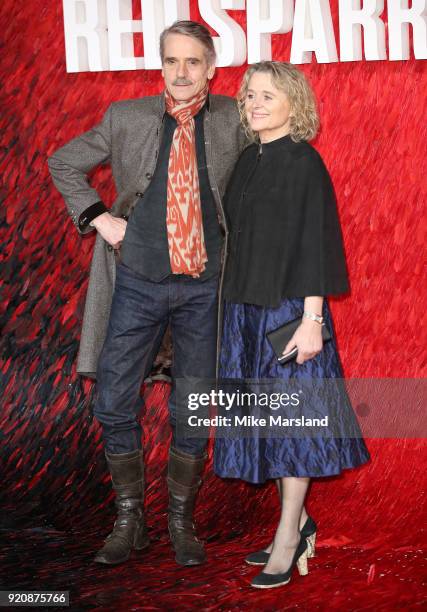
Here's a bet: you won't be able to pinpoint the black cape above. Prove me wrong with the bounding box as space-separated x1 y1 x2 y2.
222 134 350 307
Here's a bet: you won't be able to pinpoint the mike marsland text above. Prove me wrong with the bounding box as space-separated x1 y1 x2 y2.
187 415 329 428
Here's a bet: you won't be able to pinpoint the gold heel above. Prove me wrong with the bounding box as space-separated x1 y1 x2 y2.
306 531 316 558
296 549 309 576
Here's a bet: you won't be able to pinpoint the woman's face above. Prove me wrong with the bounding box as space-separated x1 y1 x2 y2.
244 71 293 143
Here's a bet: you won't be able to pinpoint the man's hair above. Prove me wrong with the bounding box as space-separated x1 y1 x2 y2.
159 20 216 65
237 61 320 143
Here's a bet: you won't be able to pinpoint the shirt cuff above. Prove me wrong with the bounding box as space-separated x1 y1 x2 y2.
78 201 108 231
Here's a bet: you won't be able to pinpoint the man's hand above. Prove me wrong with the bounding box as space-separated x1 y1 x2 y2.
91 212 127 249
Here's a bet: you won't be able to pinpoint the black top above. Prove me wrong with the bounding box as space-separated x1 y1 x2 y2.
222 134 350 307
120 105 223 281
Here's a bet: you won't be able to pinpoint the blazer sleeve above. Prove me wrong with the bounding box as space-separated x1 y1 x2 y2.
47 104 113 235
290 150 350 296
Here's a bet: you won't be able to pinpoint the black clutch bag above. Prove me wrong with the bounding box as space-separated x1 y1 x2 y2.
267 317 332 364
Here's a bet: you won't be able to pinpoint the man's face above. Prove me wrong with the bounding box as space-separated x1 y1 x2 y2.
161 33 215 102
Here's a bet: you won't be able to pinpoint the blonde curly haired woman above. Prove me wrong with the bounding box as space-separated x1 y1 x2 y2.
214 62 370 589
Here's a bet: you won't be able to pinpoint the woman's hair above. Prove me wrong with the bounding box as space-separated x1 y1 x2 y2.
237 61 319 142
160 20 216 66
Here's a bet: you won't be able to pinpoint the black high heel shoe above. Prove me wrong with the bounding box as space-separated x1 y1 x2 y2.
245 516 317 565
251 534 309 589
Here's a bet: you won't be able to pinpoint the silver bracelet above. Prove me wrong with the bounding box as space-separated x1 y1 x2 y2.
303 311 324 324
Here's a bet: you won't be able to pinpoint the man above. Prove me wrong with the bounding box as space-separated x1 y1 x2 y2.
48 21 245 567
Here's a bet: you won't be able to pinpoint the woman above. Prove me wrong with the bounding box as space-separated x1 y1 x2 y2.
214 61 370 589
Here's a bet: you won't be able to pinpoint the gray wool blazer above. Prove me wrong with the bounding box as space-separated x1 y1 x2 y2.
48 92 246 378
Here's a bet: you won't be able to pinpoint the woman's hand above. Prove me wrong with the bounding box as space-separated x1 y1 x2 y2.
282 318 323 365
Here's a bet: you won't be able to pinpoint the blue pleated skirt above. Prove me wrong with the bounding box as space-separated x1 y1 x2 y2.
213 297 370 484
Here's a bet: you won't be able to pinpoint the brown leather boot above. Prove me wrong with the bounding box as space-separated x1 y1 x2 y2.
94 449 149 565
167 447 207 566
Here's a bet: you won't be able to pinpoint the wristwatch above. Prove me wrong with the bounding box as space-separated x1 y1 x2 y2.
303 311 324 324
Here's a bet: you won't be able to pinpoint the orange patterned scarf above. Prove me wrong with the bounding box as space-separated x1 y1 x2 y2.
165 84 209 277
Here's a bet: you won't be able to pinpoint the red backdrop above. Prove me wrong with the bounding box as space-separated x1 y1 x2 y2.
1 1 426 610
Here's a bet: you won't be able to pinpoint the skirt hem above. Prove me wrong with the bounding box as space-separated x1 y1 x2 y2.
214 455 370 485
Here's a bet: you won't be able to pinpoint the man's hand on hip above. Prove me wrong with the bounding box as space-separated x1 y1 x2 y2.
91 212 127 249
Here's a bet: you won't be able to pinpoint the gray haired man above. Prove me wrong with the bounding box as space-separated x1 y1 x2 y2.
48 21 245 567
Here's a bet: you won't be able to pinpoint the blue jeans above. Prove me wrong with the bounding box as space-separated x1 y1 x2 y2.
93 262 218 456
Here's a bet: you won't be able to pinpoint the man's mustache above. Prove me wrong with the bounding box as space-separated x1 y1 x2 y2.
172 78 193 86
